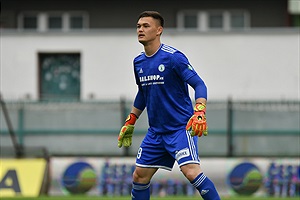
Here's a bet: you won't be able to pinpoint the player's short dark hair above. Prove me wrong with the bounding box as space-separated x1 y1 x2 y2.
138 11 164 27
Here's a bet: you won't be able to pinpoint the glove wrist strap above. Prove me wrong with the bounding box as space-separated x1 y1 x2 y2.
125 113 138 125
194 103 206 113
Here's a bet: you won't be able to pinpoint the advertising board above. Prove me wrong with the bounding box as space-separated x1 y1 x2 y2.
0 158 47 197
49 157 299 197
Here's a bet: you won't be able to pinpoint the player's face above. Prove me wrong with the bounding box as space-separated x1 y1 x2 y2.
137 17 162 45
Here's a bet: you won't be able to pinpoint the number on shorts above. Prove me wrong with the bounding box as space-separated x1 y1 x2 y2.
137 147 142 159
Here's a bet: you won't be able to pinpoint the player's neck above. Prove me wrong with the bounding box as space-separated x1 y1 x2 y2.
144 41 161 56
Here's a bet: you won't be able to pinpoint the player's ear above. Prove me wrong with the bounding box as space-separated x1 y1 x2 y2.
157 26 163 36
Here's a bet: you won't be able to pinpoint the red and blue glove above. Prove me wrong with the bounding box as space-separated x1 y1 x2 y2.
186 103 208 137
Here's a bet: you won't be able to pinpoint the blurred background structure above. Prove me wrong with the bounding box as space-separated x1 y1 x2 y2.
0 0 299 198
0 0 299 157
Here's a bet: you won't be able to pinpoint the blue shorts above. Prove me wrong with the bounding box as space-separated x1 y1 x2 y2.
135 129 200 171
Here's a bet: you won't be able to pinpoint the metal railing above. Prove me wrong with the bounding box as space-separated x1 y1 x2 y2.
1 98 299 157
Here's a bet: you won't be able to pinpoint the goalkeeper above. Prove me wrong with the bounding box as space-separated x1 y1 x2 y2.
118 11 220 200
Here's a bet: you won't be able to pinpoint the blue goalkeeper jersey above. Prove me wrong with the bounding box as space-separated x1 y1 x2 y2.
133 44 199 134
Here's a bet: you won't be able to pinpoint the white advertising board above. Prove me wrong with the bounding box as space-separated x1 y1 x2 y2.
49 157 299 197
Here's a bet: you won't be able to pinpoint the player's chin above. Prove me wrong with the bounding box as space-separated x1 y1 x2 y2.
138 39 147 45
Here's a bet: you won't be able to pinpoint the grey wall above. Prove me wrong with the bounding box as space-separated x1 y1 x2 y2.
1 29 298 101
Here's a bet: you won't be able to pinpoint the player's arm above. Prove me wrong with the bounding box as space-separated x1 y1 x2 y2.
186 75 208 137
118 90 145 148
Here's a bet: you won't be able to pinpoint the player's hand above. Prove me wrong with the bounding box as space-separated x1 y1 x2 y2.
118 113 138 148
186 103 208 137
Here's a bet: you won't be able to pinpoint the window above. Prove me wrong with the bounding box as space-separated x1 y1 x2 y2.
22 14 38 29
209 12 223 29
291 15 300 26
178 10 250 31
288 0 300 27
70 15 84 29
39 53 81 101
231 12 246 28
48 16 62 29
18 12 88 32
184 14 198 28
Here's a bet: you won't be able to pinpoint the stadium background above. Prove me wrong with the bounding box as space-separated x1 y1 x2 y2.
0 0 299 198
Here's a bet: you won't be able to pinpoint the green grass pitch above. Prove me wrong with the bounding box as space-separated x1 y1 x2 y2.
1 196 299 200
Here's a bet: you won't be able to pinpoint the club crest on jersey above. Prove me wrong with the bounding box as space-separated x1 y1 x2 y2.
158 64 165 72
139 68 143 73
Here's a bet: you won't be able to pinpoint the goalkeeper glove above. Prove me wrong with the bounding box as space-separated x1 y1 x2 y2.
118 113 138 148
186 103 208 137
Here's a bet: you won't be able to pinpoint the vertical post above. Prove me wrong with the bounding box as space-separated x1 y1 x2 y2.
120 96 130 156
227 97 233 157
0 94 24 158
18 104 24 146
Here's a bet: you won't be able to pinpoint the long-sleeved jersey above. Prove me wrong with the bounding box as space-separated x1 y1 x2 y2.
133 44 206 134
